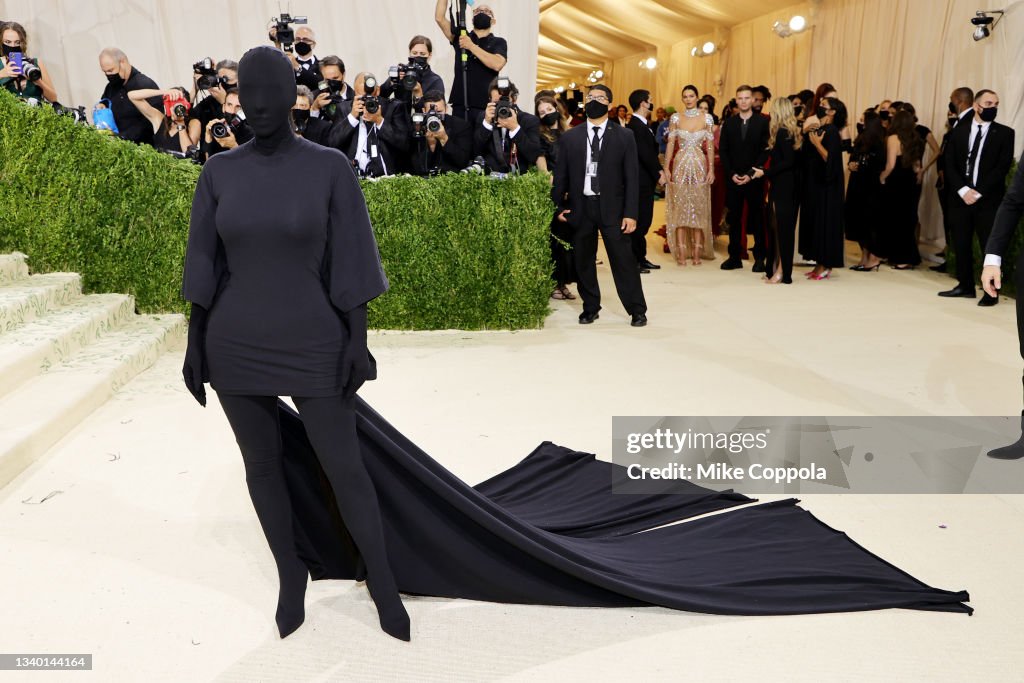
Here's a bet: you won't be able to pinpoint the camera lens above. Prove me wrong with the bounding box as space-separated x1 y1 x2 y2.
426 116 442 133
211 122 228 138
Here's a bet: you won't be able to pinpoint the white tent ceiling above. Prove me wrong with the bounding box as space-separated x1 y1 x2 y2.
538 0 805 87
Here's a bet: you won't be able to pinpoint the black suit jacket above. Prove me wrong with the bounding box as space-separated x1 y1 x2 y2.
551 120 639 228
719 113 770 181
626 115 661 190
294 56 322 92
984 152 1024 258
473 107 542 174
409 113 473 175
327 99 410 175
945 118 1015 207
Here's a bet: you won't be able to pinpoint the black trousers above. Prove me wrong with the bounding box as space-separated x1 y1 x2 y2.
948 197 999 290
574 197 647 316
217 393 402 620
630 183 655 264
766 196 797 282
725 179 767 261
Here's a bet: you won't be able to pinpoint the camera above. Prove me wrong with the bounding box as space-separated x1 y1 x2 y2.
192 58 219 90
211 111 246 139
21 60 41 82
160 145 203 164
272 13 308 52
411 112 426 138
362 75 381 115
163 93 191 119
426 114 443 134
462 156 488 174
52 103 89 124
495 76 514 120
390 60 427 92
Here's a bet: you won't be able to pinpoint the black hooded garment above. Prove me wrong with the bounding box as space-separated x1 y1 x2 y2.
277 398 973 617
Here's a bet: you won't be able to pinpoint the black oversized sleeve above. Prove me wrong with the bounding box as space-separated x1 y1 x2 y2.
324 155 390 313
985 152 1024 259
181 162 226 309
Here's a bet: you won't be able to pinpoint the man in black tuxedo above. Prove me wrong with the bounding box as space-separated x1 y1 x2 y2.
408 90 472 175
327 72 410 177
474 78 541 174
982 155 1024 458
552 84 647 327
939 89 1015 303
931 87 975 273
719 84 770 271
626 89 668 273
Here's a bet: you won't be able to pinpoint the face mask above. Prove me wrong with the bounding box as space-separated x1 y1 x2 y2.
1 44 19 57
793 104 803 117
472 13 493 30
410 56 428 66
948 102 957 114
238 46 299 141
106 73 124 86
291 108 310 132
294 42 313 57
541 112 559 127
585 100 609 119
979 106 998 122
879 110 890 121
816 105 827 119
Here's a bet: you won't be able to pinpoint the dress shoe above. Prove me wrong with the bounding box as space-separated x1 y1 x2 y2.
751 259 766 273
937 286 976 298
638 264 651 274
720 259 742 270
978 293 998 307
630 313 648 327
579 312 599 324
641 259 661 270
929 263 947 273
988 415 1024 460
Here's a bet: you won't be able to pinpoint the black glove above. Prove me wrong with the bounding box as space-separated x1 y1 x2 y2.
340 304 371 398
182 303 209 407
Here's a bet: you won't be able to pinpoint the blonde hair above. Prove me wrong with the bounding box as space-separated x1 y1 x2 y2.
769 97 802 150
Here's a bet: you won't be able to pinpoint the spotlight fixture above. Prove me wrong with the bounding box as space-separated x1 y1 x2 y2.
971 9 1005 41
690 46 699 57
702 41 716 55
773 14 810 38
789 15 807 32
569 82 577 89
595 69 604 79
645 57 657 69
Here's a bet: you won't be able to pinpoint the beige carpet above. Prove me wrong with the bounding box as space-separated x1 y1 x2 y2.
2 208 1022 682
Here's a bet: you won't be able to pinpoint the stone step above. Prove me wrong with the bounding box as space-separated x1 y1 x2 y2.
0 252 30 285
0 272 82 335
0 293 137 398
0 313 186 490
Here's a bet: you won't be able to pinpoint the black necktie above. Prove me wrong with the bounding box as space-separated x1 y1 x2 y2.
966 124 983 187
590 127 602 193
365 122 385 177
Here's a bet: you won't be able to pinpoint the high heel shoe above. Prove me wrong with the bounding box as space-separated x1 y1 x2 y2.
809 269 832 280
692 242 703 265
851 263 880 272
364 574 411 642
890 264 916 270
275 558 309 639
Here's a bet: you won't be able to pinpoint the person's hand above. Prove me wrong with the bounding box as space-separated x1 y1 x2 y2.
658 169 669 186
182 306 208 407
458 34 475 51
621 217 637 234
204 118 221 142
484 101 497 124
963 189 982 206
731 174 743 185
1 59 21 79
751 168 764 180
312 92 332 111
879 173 887 186
982 265 1002 298
557 209 571 223
220 128 238 148
286 52 300 71
848 161 860 172
706 169 715 185
351 96 366 120
497 107 518 131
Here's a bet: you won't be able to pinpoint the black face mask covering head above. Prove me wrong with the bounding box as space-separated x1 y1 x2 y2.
238 46 297 154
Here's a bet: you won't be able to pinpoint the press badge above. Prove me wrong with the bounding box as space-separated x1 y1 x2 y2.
371 145 379 158
587 162 599 176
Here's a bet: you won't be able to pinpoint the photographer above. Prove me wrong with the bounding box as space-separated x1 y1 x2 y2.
434 1 507 122
382 35 446 106
310 55 352 124
270 21 322 91
187 58 238 145
474 77 541 175
408 90 471 176
128 86 197 154
203 89 251 161
293 84 333 146
0 21 58 103
328 72 410 177
98 47 161 145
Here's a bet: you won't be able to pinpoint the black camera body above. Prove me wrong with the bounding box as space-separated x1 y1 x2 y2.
20 61 41 82
211 111 247 139
193 58 220 90
362 75 381 115
390 60 427 91
52 103 88 124
426 114 443 134
272 13 308 52
411 112 426 139
495 76 514 120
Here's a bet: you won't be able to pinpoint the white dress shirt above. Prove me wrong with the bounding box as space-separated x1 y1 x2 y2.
958 119 991 199
348 115 387 175
584 118 609 196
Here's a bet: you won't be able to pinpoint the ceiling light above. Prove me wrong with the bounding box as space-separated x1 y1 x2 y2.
569 82 577 89
645 57 657 69
690 46 698 57
789 15 807 32
595 69 604 79
702 42 716 55
554 86 565 93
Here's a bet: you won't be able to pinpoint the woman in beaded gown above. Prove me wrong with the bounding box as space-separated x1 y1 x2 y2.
664 85 715 265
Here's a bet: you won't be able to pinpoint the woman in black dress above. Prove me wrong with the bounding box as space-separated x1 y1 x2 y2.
846 111 886 271
798 83 836 265
181 47 409 641
752 98 801 284
805 97 848 279
535 95 576 300
879 110 925 269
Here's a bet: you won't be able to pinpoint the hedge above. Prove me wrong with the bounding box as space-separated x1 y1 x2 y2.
0 90 554 330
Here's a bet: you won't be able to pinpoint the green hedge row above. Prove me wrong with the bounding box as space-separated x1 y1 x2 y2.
0 90 554 329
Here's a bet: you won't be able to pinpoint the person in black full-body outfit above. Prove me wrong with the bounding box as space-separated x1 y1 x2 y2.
804 97 848 279
180 46 410 642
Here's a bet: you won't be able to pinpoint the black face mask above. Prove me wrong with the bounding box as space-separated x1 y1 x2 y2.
816 105 827 119
793 104 804 117
238 46 298 154
879 110 890 121
472 13 493 30
541 112 559 127
979 106 998 123
410 56 428 67
292 108 310 132
294 42 313 57
1 44 19 57
948 102 957 114
106 72 124 87
585 100 608 120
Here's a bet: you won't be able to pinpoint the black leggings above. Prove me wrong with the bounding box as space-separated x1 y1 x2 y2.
217 393 403 621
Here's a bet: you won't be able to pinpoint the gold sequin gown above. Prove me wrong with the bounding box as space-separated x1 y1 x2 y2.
665 112 715 260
